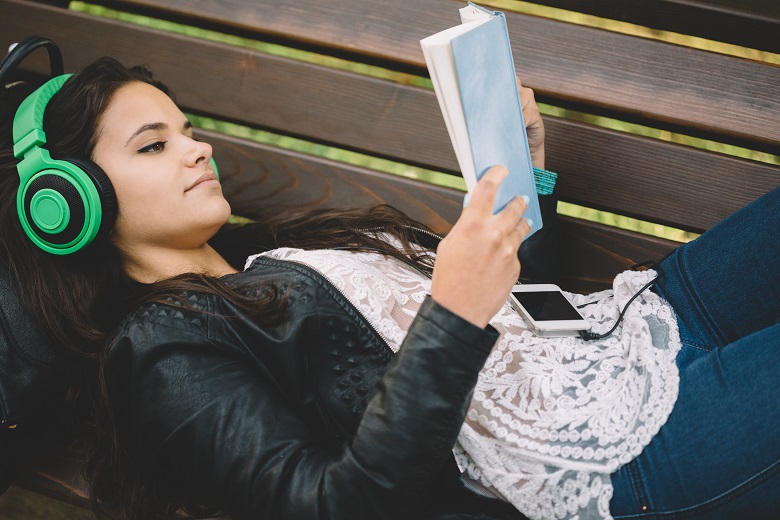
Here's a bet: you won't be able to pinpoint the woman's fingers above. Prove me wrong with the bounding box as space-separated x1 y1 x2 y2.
466 165 507 215
495 191 528 231
494 194 531 254
516 75 545 169
516 76 537 115
509 215 532 247
470 165 530 238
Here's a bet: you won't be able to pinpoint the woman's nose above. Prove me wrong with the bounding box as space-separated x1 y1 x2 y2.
185 137 213 167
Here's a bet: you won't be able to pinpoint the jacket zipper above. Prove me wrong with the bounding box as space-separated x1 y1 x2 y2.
407 225 445 245
357 224 444 248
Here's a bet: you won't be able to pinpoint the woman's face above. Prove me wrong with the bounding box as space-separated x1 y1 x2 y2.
91 81 231 253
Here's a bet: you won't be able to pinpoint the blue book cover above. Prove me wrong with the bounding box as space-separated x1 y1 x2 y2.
420 3 542 236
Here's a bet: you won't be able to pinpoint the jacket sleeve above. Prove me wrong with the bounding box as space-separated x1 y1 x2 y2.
110 295 498 520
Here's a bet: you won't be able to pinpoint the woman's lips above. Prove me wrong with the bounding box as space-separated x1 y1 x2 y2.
186 172 219 192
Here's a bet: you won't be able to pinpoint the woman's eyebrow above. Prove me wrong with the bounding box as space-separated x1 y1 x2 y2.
125 122 167 147
124 121 193 147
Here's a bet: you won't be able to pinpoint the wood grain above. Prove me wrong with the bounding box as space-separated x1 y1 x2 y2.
98 0 780 153
202 130 465 233
517 0 780 54
14 450 89 509
205 130 684 292
2 1 777 233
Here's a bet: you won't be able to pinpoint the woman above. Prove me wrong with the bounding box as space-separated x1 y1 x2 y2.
1 56 778 520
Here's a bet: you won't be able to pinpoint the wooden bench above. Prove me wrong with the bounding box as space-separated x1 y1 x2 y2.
1 0 779 509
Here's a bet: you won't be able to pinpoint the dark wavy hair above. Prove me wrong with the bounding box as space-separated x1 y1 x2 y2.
0 57 437 519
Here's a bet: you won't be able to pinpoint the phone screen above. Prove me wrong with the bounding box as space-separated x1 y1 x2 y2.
511 290 583 322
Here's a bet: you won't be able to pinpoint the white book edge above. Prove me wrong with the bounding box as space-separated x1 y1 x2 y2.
420 8 492 193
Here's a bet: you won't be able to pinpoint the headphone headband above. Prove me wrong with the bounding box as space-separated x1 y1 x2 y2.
13 73 72 161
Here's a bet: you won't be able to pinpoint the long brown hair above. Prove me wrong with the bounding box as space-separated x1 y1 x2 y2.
1 57 437 519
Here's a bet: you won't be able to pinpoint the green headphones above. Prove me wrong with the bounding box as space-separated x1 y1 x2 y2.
4 36 219 255
13 72 117 255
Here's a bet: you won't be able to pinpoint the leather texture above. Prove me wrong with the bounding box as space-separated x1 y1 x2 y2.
106 257 530 520
0 258 74 494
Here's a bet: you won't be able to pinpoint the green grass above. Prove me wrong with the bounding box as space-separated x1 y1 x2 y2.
70 0 777 243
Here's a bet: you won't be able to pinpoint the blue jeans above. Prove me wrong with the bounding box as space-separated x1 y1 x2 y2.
609 185 780 519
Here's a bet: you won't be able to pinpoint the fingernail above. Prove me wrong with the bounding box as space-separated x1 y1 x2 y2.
521 194 530 205
526 218 534 228
463 193 471 208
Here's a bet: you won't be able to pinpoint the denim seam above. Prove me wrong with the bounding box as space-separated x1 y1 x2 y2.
679 338 711 353
626 459 652 513
613 456 780 519
672 252 729 347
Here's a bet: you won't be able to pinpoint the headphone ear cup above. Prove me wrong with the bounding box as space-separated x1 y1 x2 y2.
66 157 117 240
209 156 220 181
17 156 116 254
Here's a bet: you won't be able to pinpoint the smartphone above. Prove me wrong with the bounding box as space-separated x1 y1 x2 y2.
509 284 591 337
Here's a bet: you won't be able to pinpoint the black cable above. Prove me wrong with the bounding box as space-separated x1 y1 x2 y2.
578 260 664 341
0 36 64 90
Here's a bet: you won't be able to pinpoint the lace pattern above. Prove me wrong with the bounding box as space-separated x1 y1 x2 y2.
247 246 433 353
247 247 681 520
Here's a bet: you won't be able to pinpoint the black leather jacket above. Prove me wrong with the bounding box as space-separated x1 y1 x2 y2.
106 256 529 520
0 260 76 493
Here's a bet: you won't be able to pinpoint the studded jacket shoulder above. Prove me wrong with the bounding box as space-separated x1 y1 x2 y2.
105 256 528 520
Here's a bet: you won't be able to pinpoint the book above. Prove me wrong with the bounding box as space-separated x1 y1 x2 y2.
420 2 542 236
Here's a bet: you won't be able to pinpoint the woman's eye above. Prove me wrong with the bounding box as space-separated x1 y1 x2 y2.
138 140 167 154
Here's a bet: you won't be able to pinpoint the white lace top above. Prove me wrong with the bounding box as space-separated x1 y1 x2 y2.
247 244 681 520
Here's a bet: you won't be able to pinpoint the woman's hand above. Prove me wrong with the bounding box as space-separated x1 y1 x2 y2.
518 77 545 169
431 166 531 328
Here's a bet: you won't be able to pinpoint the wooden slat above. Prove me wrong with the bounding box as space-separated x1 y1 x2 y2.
558 217 678 293
96 0 780 154
201 130 464 232
520 0 780 55
198 131 687 294
3 0 778 233
14 450 88 508
546 116 780 233
0 1 458 172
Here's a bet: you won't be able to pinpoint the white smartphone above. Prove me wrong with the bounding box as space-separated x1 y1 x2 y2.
509 284 591 337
